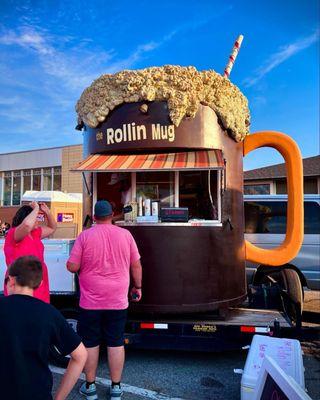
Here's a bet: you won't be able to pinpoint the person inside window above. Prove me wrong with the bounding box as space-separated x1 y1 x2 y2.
107 173 132 221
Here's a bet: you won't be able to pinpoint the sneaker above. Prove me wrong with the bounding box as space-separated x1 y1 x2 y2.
79 382 98 400
110 384 123 399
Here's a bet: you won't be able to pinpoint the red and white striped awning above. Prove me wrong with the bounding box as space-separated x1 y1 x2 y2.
72 150 224 172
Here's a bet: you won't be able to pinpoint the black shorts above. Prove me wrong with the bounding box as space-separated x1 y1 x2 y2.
77 308 127 348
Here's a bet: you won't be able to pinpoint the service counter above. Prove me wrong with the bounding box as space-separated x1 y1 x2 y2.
116 221 223 227
116 222 246 313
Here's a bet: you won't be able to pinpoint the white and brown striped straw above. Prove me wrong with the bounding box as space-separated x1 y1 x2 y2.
223 35 244 79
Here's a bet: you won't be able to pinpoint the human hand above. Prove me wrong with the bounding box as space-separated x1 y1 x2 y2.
30 201 39 211
130 287 142 302
39 202 50 215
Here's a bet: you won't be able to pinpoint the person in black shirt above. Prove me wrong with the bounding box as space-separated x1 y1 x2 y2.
0 256 87 400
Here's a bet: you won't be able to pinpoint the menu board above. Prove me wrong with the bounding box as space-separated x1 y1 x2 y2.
253 356 310 400
250 338 296 380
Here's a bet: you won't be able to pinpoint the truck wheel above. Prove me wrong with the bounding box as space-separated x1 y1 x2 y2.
49 309 79 368
280 269 303 324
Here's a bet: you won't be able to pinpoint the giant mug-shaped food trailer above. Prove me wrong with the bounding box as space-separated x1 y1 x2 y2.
73 66 303 314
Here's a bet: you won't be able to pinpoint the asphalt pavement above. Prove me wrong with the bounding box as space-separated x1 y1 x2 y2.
52 341 320 400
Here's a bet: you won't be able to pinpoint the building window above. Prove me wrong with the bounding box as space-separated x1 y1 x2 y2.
2 167 61 206
32 169 41 191
23 170 31 193
43 168 52 191
276 179 287 194
12 171 21 206
304 178 318 194
244 184 271 195
3 172 12 206
53 167 61 190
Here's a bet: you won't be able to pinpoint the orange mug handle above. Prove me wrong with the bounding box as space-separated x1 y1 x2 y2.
243 131 304 266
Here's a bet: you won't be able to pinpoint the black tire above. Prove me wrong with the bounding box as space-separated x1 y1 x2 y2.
49 308 79 368
280 269 303 324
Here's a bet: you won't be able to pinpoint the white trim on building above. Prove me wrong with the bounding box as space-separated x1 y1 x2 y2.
0 147 62 171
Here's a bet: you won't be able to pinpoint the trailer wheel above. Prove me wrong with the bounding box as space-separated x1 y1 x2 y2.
49 308 79 368
280 269 303 325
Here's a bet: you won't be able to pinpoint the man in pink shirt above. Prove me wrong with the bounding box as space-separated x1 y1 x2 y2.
67 200 142 400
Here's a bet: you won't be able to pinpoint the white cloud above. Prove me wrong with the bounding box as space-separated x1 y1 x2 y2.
244 29 319 87
0 24 172 151
0 27 53 55
0 15 228 151
0 25 169 94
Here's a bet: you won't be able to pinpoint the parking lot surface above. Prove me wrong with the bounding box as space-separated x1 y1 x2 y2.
52 341 320 400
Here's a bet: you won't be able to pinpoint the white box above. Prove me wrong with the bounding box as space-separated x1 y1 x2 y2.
136 215 158 223
241 334 305 400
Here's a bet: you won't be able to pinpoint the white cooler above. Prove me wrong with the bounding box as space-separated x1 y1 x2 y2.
0 238 76 295
241 334 305 400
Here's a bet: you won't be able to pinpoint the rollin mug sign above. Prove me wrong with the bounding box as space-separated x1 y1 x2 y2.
101 122 175 145
84 101 219 155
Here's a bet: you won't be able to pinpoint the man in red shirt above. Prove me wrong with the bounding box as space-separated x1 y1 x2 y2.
67 200 142 400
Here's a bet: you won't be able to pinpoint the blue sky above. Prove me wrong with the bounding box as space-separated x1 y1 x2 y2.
0 0 319 170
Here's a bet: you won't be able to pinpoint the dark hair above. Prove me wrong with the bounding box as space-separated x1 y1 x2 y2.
12 205 33 227
8 256 42 289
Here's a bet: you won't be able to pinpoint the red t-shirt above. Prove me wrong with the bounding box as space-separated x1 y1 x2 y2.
3 227 50 303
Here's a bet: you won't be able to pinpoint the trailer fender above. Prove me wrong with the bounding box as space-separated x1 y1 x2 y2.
253 263 307 289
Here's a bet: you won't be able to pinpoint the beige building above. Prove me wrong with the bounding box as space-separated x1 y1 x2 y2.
61 145 83 193
0 144 83 223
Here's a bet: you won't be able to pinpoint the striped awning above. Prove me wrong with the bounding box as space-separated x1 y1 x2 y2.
72 150 224 172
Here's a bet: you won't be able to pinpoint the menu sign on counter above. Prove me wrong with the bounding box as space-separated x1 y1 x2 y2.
160 208 189 222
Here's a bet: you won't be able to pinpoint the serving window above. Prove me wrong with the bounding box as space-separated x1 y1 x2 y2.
95 169 222 224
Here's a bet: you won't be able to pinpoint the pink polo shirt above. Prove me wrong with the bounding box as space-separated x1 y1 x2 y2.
68 223 140 310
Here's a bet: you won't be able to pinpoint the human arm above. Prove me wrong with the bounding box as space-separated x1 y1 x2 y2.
14 202 39 242
54 342 87 400
66 261 80 273
39 203 57 239
52 310 87 400
130 259 142 302
66 234 83 273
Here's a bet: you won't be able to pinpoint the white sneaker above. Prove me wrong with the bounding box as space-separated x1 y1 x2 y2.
79 382 98 400
110 384 123 399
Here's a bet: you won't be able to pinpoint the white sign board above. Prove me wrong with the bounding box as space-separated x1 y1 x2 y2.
253 356 311 400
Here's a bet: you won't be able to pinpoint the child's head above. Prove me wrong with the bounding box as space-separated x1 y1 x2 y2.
6 256 43 295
